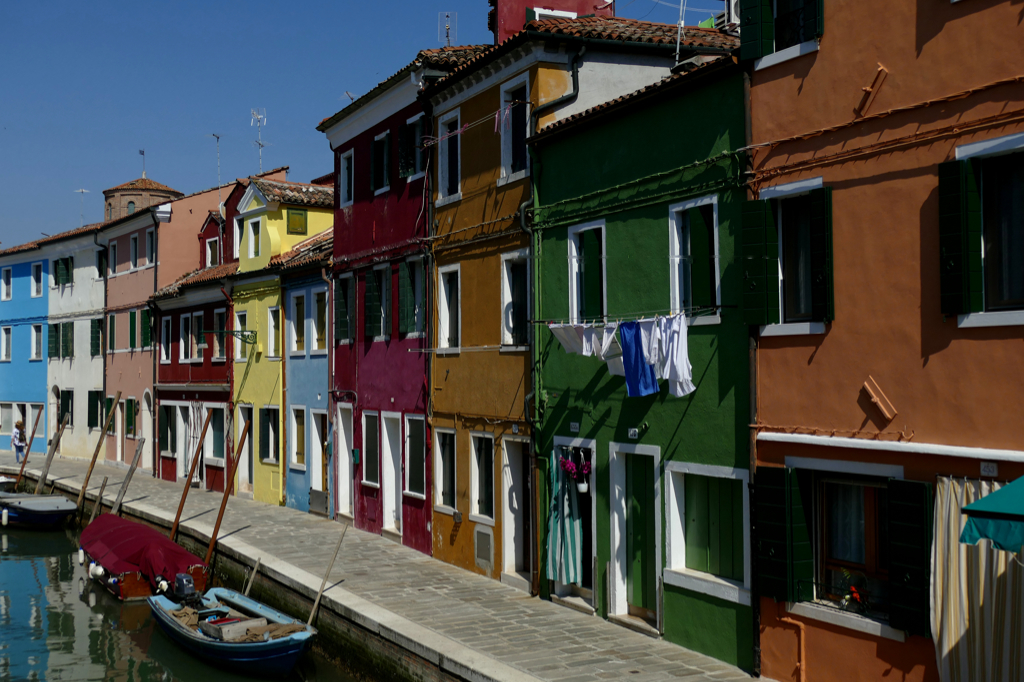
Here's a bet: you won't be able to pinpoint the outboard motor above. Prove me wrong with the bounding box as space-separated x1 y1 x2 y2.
170 573 203 609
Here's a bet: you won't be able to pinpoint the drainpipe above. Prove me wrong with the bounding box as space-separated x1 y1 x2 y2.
529 47 584 135
320 266 334 518
778 611 806 682
221 284 234 495
280 278 288 507
151 211 159 477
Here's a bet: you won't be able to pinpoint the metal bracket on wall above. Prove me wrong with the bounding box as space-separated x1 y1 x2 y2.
202 329 257 345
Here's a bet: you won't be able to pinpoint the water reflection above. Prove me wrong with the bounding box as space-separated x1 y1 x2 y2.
0 528 351 681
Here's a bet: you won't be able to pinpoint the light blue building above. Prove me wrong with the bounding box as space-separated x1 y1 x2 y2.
281 256 332 515
0 245 49 454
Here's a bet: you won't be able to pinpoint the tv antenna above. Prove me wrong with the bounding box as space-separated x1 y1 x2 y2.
208 133 222 207
251 109 268 173
438 12 457 47
74 189 89 227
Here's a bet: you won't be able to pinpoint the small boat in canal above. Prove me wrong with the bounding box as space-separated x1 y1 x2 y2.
0 491 77 528
0 475 16 492
148 581 317 678
80 514 208 601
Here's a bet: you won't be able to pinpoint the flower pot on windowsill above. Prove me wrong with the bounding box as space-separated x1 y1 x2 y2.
576 481 589 494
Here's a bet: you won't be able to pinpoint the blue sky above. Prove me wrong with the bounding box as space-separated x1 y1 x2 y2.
0 0 725 246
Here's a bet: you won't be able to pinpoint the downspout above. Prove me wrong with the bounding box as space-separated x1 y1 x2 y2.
280 275 288 506
778 611 806 682
320 266 333 518
221 284 235 495
151 211 159 478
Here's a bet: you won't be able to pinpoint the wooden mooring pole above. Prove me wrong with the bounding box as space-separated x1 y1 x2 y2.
110 438 145 516
204 420 250 565
13 407 43 487
75 391 121 514
88 476 109 525
169 409 213 542
308 525 347 627
34 414 69 494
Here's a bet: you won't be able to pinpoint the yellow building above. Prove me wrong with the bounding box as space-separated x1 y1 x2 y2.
231 177 333 504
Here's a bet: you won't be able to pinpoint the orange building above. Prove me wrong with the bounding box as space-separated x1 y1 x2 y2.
741 0 1024 680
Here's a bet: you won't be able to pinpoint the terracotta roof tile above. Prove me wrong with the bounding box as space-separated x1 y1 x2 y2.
249 177 333 208
271 230 333 270
154 261 239 298
103 176 183 195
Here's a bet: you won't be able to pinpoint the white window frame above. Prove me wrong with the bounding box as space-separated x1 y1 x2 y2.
954 132 1024 328
664 462 751 606
192 312 206 359
146 229 155 266
533 7 576 19
1 326 11 361
757 176 827 337
337 274 354 346
179 315 192 361
203 406 227 467
235 310 248 361
500 249 530 348
669 194 722 326
1 267 11 301
437 263 461 353
206 238 220 268
312 287 328 353
373 131 391 196
290 292 307 355
361 410 381 488
290 406 307 471
436 108 462 206
233 219 242 259
130 235 139 270
567 220 607 325
31 263 43 298
109 243 117 276
371 265 390 342
267 306 280 358
261 405 279 463
406 114 426 183
404 414 427 500
498 72 531 187
160 317 172 364
406 256 425 338
212 308 227 361
433 427 457 514
30 324 42 360
470 431 496 526
339 149 355 207
248 218 261 258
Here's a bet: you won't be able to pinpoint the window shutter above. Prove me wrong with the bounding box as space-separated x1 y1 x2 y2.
109 315 116 351
581 230 603 321
383 132 391 188
63 322 74 358
260 409 269 460
808 187 835 322
938 159 983 316
742 200 780 325
740 0 773 61
398 124 415 178
126 399 135 436
159 407 169 451
141 310 151 347
48 324 59 358
334 279 343 341
399 261 414 334
67 257 74 284
364 271 380 337
754 467 813 602
129 310 137 349
813 0 824 38
888 479 934 637
90 319 101 357
98 250 108 278
169 409 177 452
56 258 66 285
688 207 714 309
87 391 99 428
383 270 392 337
511 261 528 345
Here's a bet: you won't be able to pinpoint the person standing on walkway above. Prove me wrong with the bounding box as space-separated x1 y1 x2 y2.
12 420 26 463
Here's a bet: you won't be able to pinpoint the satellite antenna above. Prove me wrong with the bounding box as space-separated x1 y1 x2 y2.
74 189 90 227
208 133 222 208
251 109 268 173
675 0 688 64
438 12 457 47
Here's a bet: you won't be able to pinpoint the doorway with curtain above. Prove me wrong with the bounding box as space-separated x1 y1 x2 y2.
549 437 596 612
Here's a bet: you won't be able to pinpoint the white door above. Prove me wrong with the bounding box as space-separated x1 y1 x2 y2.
116 402 125 462
238 406 253 493
311 412 327 492
336 405 354 517
503 439 527 576
381 414 402 533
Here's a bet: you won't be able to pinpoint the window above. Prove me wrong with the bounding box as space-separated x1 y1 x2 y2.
500 77 529 182
671 198 720 317
471 434 494 520
109 243 117 276
54 256 74 285
233 219 242 259
235 311 248 360
669 472 745 582
130 235 139 269
259 407 279 461
125 398 136 438
1 268 11 300
32 263 42 297
206 407 225 462
179 315 192 361
213 310 227 359
364 267 390 340
399 116 427 181
107 203 112 220
398 259 424 336
59 390 73 426
371 132 390 194
821 481 890 616
159 404 177 454
192 312 204 359
740 0 823 63
438 265 460 349
291 408 306 467
31 324 41 360
334 276 354 344
0 327 10 361
339 150 355 206
779 195 813 323
405 416 426 497
206 238 220 267
363 412 380 486
313 291 327 350
249 219 261 258
291 294 306 352
60 322 74 358
91 319 103 357
568 223 605 323
127 201 136 214
286 209 308 236
141 309 152 349
267 307 280 357
108 315 116 352
501 251 529 346
87 391 104 429
129 310 137 349
96 249 107 279
0 404 10 433
160 317 172 362
438 111 461 201
106 398 117 434
435 430 456 509
237 405 254 480
146 229 154 265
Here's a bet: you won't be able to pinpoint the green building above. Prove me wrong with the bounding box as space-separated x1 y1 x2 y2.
530 58 754 670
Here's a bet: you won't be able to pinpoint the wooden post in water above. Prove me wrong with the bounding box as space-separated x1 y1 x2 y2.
110 438 145 516
243 557 262 597
34 414 69 494
169 409 213 542
204 420 250 564
88 476 109 525
308 525 347 627
14 407 44 487
75 391 121 513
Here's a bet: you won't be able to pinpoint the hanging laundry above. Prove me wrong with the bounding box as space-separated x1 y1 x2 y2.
549 323 584 355
597 323 625 376
580 326 600 357
659 314 696 397
619 321 659 398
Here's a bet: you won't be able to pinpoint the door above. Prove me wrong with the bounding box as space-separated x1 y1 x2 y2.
381 413 402 533
238 406 253 494
336 405 354 517
116 401 125 462
311 412 328 492
626 454 657 624
502 439 529 580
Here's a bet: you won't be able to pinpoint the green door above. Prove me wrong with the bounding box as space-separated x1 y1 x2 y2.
626 455 657 614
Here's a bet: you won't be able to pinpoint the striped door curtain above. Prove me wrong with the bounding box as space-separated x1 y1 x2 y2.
547 451 582 585
932 476 1024 682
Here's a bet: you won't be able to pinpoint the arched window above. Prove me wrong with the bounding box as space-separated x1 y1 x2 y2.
107 203 112 220
127 201 136 214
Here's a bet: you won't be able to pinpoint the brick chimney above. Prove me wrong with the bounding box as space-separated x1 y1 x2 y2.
487 0 615 44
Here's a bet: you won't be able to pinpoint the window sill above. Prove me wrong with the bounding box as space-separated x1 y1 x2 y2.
211 358 226 364
261 458 279 466
436 347 460 356
500 345 529 353
160 359 172 365
205 458 226 469
403 490 427 501
760 321 826 337
469 513 495 527
361 480 380 490
786 601 906 642
289 350 306 357
370 336 391 343
405 172 425 184
160 451 175 459
434 504 456 516
435 192 461 209
403 332 425 340
310 348 328 355
663 568 750 606
290 463 307 472
754 39 819 72
957 309 1024 328
688 314 721 327
373 186 390 197
497 169 530 187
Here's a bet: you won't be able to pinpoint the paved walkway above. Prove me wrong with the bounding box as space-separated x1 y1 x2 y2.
2 453 752 682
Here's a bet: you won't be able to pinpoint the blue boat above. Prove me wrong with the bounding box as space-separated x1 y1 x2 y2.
148 587 317 678
0 492 77 528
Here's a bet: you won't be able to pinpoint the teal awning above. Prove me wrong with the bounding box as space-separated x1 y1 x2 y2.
960 476 1024 552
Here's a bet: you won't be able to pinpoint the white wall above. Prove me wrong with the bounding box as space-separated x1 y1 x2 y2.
553 52 673 123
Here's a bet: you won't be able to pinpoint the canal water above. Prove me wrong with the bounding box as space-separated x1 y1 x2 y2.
0 527 355 681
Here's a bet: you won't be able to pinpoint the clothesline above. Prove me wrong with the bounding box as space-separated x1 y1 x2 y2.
533 303 734 326
420 101 531 149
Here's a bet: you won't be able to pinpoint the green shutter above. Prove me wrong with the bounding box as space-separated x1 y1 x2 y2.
808 187 835 322
67 257 73 284
104 398 113 433
159 406 169 451
129 310 137 349
87 391 99 428
755 467 813 602
742 200 780 325
398 261 414 334
62 322 74 358
740 0 774 61
364 271 381 337
141 310 151 347
90 319 101 357
48 324 59 358
581 229 603 321
688 207 714 309
347 276 356 341
383 269 392 337
813 0 824 38
335 278 350 342
56 258 66 285
938 159 983 316
888 479 934 637
109 315 116 351
126 399 135 436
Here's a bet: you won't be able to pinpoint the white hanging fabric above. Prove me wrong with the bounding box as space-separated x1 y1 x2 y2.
549 323 584 355
659 314 695 397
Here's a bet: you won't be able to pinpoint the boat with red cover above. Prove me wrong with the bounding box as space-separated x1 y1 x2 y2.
80 515 208 601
